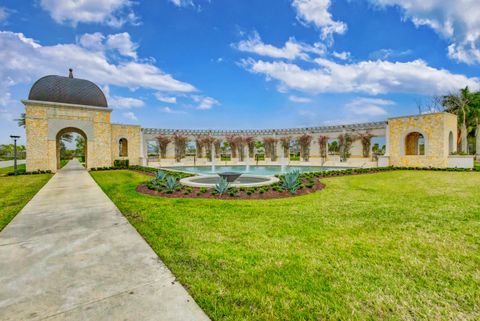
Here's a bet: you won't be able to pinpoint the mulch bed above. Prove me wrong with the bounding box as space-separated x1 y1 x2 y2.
136 179 326 200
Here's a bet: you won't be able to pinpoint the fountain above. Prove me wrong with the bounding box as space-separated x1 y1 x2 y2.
211 143 216 173
245 153 251 173
280 154 287 173
218 172 242 182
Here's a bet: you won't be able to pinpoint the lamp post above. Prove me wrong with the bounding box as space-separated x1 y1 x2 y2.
10 135 20 176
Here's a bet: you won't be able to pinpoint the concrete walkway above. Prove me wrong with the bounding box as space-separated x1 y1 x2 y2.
0 160 210 321
0 160 26 168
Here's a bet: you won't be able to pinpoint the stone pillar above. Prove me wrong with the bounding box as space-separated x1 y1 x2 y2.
310 136 320 158
384 124 390 156
350 139 363 157
140 130 146 166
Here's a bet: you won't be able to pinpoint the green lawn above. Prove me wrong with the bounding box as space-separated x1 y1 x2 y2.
91 170 480 321
0 163 26 176
0 174 52 231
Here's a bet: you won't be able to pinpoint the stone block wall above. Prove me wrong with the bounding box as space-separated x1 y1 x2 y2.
388 112 457 168
23 101 139 172
111 124 142 166
25 104 49 171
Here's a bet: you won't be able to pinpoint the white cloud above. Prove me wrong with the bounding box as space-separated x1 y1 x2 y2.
369 0 480 64
297 109 316 117
154 93 177 104
242 57 480 95
102 85 144 109
191 95 220 110
39 0 139 27
106 33 138 59
0 6 9 23
122 111 137 120
78 32 138 59
0 91 15 122
78 32 105 51
289 95 312 103
235 32 325 60
169 0 194 8
159 106 186 114
369 48 412 60
110 96 144 109
344 97 393 116
0 31 196 100
332 51 350 60
292 0 347 40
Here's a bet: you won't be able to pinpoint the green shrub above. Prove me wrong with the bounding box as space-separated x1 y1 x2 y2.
113 159 129 168
281 170 301 194
165 176 178 192
155 170 167 182
214 178 230 195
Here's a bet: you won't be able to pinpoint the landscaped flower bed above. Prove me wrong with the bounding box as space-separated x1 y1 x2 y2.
134 165 479 200
137 172 325 200
89 164 479 200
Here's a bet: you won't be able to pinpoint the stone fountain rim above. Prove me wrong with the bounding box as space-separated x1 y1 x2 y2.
179 174 279 188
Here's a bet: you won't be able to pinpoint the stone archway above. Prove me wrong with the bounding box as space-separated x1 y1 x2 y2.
119 138 128 157
404 131 426 155
56 127 88 169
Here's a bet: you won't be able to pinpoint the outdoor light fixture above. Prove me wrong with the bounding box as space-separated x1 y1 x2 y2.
9 135 20 176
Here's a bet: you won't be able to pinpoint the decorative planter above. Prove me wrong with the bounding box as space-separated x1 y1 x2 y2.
448 155 474 169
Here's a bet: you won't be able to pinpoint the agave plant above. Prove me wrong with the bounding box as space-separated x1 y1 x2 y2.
281 170 301 194
155 170 167 182
214 177 230 195
165 176 178 192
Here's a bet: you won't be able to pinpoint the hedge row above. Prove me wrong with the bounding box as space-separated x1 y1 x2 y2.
90 165 193 179
275 166 478 181
5 169 52 176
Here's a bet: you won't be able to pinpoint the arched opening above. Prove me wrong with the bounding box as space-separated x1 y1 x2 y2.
289 139 300 160
327 138 339 155
371 137 386 156
448 131 455 154
405 132 425 155
56 127 87 169
119 138 128 157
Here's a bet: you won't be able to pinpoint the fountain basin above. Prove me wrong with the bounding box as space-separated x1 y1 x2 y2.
218 172 242 182
180 175 279 188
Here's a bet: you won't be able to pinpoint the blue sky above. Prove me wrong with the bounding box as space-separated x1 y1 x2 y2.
1 0 480 144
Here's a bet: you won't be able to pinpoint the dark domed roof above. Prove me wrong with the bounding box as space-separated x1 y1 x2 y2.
28 72 108 108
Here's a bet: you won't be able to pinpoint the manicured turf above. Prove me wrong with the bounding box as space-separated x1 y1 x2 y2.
91 170 480 321
0 163 26 176
0 174 52 231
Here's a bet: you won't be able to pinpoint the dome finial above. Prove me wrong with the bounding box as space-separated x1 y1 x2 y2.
68 68 73 78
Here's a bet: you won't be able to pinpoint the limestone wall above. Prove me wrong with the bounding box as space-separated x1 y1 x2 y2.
111 124 142 165
25 104 49 171
388 112 457 168
23 101 123 172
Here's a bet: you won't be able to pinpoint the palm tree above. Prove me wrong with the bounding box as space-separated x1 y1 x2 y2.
15 113 26 128
75 135 85 153
443 87 473 153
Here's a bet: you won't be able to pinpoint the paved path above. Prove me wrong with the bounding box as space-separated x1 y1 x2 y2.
0 160 209 321
0 160 26 168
